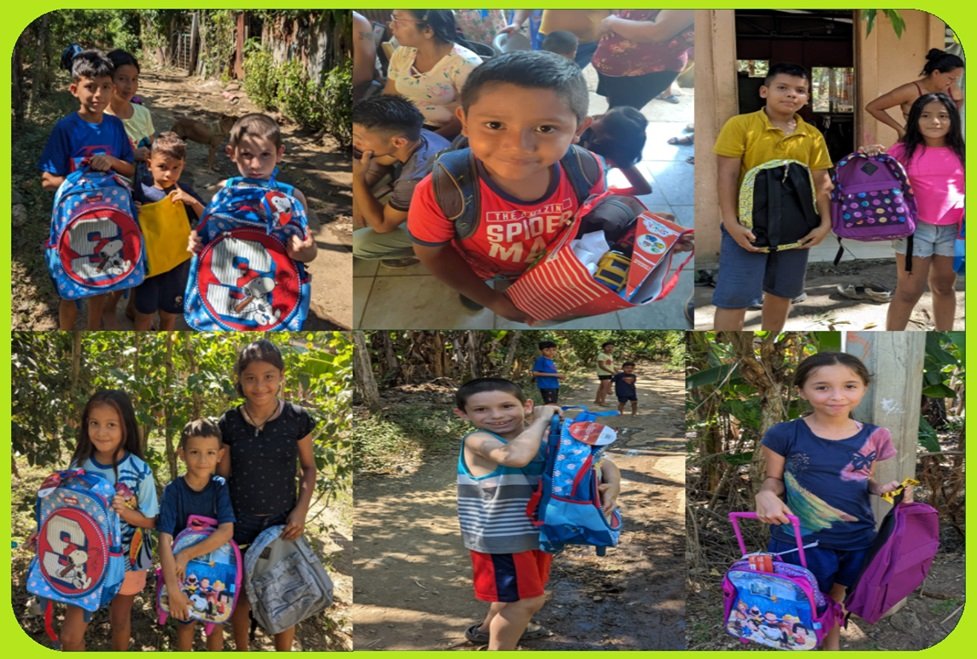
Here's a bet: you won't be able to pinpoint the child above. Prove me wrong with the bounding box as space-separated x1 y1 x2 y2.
711 63 833 332
594 341 615 406
38 49 136 330
755 352 906 651
863 93 965 331
454 378 621 650
60 390 158 650
133 132 204 331
408 51 606 323
541 30 578 60
190 113 317 263
217 340 317 651
579 106 652 195
105 49 155 169
612 361 638 415
531 340 563 403
157 418 235 651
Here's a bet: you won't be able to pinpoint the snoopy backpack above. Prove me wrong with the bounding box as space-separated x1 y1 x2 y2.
26 469 125 642
46 167 145 299
184 175 311 331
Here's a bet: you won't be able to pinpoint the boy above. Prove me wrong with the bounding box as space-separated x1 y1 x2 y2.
132 132 204 331
157 419 235 651
408 51 605 323
712 63 833 332
38 49 136 330
352 95 450 265
190 113 317 263
594 342 615 406
541 30 578 61
454 378 620 650
531 341 563 403
612 362 638 415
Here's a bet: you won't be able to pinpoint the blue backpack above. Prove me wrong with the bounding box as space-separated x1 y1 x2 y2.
184 176 311 331
26 469 126 642
46 168 145 299
527 406 623 555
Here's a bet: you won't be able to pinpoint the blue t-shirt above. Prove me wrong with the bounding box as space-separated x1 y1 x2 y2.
533 356 559 390
157 475 235 538
38 112 135 177
762 418 896 550
612 372 637 398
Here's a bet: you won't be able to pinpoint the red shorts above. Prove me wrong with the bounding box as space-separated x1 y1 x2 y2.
469 549 553 603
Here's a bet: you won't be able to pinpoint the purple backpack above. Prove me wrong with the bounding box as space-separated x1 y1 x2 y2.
722 512 842 651
844 491 939 624
830 152 918 266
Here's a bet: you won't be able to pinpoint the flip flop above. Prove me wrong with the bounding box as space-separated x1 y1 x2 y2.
836 284 892 303
667 135 694 146
658 94 681 104
465 622 552 644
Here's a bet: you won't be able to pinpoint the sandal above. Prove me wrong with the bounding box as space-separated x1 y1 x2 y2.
658 94 681 104
464 622 551 644
667 135 694 146
836 284 892 303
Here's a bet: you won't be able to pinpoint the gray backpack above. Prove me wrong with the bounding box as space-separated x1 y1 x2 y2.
244 525 334 634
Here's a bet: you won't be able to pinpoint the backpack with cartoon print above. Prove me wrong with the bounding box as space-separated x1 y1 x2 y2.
46 167 146 299
184 176 311 331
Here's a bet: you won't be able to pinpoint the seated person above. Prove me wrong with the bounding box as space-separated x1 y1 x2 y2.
580 106 652 195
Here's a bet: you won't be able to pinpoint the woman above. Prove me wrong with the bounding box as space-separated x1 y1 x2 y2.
865 48 964 140
383 10 482 139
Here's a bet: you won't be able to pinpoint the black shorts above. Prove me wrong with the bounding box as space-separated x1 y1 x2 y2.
539 388 559 404
233 510 290 552
598 375 613 381
134 259 190 314
617 395 638 403
596 70 680 110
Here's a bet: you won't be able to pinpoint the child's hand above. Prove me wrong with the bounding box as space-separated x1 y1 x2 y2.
281 508 306 540
174 550 191 581
871 479 903 497
598 480 621 516
858 144 886 157
26 530 38 551
755 490 794 525
168 186 194 206
798 224 831 249
134 146 151 162
168 590 191 622
88 154 113 172
531 404 563 423
725 222 762 253
488 293 533 324
675 233 694 253
287 234 317 262
188 230 203 254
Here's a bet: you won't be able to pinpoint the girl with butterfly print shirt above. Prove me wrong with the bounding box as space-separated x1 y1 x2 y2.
754 352 909 651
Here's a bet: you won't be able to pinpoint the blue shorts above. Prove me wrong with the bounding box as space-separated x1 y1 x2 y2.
894 222 957 259
712 227 810 308
768 538 870 594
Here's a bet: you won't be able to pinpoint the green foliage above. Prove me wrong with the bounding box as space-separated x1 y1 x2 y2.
198 9 236 80
276 59 327 131
354 407 468 475
862 9 906 37
319 59 353 148
242 40 279 109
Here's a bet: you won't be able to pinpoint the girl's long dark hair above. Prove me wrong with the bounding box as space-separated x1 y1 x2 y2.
71 390 143 481
407 10 458 44
793 352 871 389
234 339 286 397
900 92 965 167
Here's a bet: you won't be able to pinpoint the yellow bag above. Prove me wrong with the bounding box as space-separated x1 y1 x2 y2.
138 197 193 276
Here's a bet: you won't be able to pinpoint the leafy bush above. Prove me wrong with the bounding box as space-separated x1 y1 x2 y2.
275 58 325 130
242 40 278 109
319 60 352 148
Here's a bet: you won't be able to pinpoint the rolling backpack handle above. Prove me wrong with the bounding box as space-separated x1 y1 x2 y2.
729 511 808 568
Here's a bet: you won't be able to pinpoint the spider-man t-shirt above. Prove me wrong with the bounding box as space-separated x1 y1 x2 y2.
408 158 605 279
762 418 896 550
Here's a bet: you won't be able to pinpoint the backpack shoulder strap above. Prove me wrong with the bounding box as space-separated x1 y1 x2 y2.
561 144 602 204
432 148 481 239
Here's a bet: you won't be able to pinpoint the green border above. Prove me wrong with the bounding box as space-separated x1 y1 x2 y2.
3 3 972 656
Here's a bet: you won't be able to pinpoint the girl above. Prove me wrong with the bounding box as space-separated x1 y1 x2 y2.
866 93 965 331
865 49 964 140
579 106 652 195
755 352 905 651
217 340 317 651
62 390 159 651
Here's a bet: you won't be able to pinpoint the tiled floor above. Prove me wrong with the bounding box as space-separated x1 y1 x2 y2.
354 71 696 329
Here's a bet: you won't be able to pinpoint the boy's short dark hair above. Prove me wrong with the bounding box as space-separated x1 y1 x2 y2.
180 418 222 450
460 51 589 122
456 377 526 411
763 62 810 86
151 131 187 161
601 342 614 350
622 361 636 368
229 113 282 149
588 106 648 168
71 50 114 82
106 49 140 73
352 95 424 142
538 341 557 351
541 30 578 57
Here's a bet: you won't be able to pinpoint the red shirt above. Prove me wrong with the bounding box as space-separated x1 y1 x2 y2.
593 10 694 77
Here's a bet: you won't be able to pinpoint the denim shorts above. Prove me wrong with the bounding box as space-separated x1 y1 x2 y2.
768 538 869 594
712 227 810 308
894 222 958 258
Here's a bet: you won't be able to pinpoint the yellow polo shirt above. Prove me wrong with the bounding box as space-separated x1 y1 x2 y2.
714 109 832 186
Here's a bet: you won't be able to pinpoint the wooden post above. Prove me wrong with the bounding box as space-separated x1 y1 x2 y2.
845 331 925 523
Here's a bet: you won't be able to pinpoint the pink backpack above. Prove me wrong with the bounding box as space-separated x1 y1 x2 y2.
722 512 842 651
844 489 939 624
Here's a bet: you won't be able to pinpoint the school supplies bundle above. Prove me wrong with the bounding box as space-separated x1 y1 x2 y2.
505 192 694 322
830 152 918 268
184 176 311 331
156 515 242 633
845 479 939 624
738 159 820 252
243 525 334 634
46 167 145 299
26 469 126 642
526 407 623 555
138 196 193 277
722 512 842 651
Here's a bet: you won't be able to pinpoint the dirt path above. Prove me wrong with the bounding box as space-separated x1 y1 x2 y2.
352 364 687 650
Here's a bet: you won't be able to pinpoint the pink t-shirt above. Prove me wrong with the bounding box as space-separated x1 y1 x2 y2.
888 143 965 226
408 159 605 279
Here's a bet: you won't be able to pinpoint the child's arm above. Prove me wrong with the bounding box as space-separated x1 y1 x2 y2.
41 172 66 191
755 446 794 524
466 404 562 468
173 522 233 573
283 433 317 540
718 155 761 252
414 243 533 323
796 169 833 248
287 189 318 263
612 164 652 196
169 185 205 218
597 457 622 515
159 533 192 621
88 154 135 178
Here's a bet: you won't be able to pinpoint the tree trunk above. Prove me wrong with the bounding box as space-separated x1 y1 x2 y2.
431 331 445 379
164 333 178 481
501 331 522 378
354 332 382 411
380 332 400 383
12 41 23 124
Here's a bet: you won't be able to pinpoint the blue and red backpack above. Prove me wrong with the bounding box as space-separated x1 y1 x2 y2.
26 469 126 642
184 176 311 331
46 168 145 299
526 406 623 555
